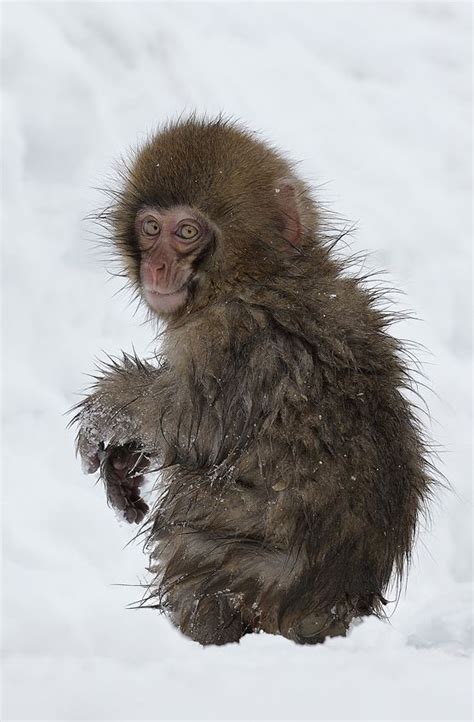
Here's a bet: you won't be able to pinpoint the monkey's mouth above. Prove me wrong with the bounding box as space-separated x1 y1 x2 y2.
143 281 190 313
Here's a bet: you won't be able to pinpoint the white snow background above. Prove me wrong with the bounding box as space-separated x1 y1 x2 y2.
1 2 472 720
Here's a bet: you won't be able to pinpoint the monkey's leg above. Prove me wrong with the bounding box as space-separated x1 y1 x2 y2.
151 534 263 645
154 533 306 645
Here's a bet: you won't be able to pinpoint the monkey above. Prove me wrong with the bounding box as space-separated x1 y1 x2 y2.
73 116 434 646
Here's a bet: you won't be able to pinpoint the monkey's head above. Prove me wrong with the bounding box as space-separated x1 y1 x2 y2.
105 117 317 319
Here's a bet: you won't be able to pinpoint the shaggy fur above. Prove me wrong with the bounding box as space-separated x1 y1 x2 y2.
74 117 434 645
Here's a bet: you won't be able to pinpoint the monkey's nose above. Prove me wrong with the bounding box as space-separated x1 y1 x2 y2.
150 262 166 286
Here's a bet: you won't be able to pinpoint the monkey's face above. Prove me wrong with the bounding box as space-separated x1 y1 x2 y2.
109 119 318 320
135 205 215 315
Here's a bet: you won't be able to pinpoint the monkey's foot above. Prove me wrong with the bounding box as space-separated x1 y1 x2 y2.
179 594 247 646
100 443 149 524
290 610 350 645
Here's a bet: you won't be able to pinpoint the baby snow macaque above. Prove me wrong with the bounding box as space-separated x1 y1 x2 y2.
74 118 432 645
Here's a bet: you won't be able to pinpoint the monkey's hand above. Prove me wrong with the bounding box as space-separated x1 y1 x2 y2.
99 443 150 524
74 392 150 524
75 395 151 524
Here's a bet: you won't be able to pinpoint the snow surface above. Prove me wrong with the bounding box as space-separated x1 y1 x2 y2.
1 2 472 720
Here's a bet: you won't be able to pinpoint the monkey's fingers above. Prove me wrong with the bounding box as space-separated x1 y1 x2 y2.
105 473 149 524
103 466 150 523
122 494 149 524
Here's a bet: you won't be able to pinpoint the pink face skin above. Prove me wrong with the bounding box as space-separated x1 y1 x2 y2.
135 206 210 315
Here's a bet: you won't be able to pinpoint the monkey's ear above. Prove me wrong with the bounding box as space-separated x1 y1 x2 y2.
275 178 302 249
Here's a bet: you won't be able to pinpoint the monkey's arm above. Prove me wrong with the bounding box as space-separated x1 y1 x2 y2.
73 354 168 523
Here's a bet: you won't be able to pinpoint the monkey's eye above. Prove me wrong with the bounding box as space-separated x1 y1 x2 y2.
176 223 200 241
142 218 160 236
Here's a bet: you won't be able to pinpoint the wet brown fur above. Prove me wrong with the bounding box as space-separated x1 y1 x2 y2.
74 116 435 645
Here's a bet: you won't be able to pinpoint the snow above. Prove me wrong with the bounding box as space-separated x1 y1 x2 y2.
2 2 472 720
